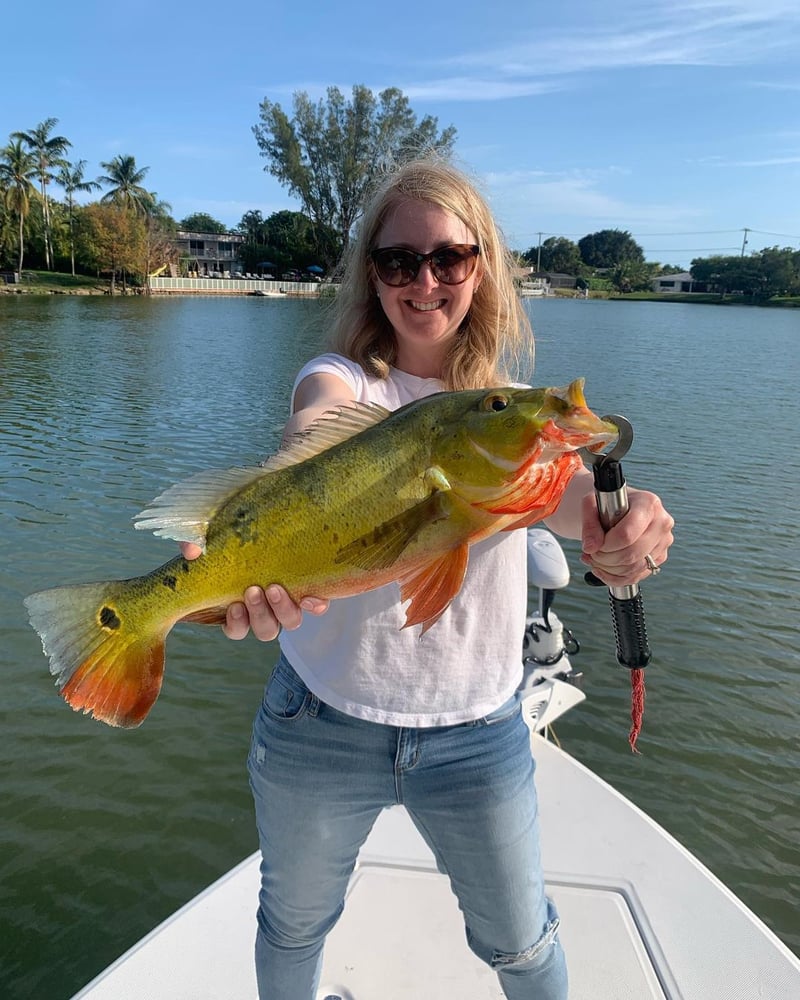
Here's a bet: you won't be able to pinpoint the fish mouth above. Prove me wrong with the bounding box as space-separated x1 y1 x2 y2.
536 380 620 453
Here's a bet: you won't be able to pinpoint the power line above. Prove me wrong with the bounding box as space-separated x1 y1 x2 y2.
514 227 800 242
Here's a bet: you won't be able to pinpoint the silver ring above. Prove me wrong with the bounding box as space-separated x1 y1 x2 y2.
644 553 661 575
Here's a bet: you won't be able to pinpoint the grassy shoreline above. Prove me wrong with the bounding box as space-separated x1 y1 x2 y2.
1 271 111 295
4 271 800 307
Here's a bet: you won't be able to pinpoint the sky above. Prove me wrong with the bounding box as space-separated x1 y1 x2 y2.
4 0 800 269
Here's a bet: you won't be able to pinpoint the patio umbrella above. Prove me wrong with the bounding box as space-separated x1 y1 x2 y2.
306 264 324 274
258 261 277 269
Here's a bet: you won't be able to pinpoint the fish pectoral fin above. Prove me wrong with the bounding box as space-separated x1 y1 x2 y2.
180 606 229 626
398 544 470 634
134 466 267 547
333 492 449 572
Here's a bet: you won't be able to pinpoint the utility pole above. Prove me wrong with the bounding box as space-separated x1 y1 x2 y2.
536 232 543 272
740 228 749 256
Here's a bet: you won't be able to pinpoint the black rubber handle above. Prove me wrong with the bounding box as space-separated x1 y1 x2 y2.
608 591 651 669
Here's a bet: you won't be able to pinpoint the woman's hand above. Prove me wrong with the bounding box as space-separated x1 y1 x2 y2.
580 487 674 587
180 543 329 641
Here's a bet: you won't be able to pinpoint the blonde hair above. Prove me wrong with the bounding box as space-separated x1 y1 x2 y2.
328 159 534 390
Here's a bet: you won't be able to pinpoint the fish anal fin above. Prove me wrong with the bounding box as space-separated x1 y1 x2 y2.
399 544 470 634
180 606 229 626
334 491 449 572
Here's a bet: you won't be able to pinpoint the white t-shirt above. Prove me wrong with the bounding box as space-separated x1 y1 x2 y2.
279 353 528 727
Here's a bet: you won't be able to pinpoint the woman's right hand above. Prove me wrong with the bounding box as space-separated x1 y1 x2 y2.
180 543 329 641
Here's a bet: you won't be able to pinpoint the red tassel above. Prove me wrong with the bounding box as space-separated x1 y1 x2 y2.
628 668 645 754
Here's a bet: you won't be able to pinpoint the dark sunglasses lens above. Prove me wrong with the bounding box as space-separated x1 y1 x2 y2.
374 250 418 286
431 247 476 283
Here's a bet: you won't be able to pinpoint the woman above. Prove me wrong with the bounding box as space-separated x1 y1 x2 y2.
186 159 673 1000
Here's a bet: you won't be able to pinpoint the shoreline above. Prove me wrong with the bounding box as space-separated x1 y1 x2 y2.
3 273 798 307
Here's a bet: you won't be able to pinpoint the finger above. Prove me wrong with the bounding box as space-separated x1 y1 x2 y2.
299 597 330 616
264 585 303 632
243 586 282 642
222 601 251 641
181 542 204 560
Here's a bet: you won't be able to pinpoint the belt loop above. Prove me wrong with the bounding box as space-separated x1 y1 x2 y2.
308 693 320 717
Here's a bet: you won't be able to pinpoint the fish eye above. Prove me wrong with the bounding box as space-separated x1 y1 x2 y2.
483 393 509 412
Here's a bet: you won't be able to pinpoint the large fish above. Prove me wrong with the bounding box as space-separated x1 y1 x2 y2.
25 380 617 729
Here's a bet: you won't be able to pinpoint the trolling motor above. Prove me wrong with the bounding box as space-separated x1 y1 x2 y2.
518 529 585 734
580 416 651 751
520 529 581 686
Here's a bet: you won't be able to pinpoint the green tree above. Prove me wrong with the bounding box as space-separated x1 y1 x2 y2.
523 236 582 274
12 117 71 270
179 212 227 234
55 159 101 275
611 260 654 293
99 155 154 216
252 85 456 260
0 138 39 275
579 229 644 269
77 202 145 294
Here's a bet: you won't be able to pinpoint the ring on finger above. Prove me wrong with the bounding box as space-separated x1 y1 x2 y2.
644 553 661 575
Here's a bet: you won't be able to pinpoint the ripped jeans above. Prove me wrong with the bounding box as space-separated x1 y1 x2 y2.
248 655 568 1000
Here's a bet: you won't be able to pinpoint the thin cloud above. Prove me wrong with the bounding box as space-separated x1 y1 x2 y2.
440 1 799 82
401 79 560 102
485 168 704 241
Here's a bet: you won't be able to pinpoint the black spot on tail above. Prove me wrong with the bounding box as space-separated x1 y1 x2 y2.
99 606 121 630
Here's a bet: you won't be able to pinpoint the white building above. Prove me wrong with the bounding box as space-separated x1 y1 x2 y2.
651 271 703 293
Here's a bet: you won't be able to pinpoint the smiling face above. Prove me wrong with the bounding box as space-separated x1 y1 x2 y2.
372 199 482 378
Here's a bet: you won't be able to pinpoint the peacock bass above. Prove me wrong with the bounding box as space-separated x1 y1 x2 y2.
25 380 617 729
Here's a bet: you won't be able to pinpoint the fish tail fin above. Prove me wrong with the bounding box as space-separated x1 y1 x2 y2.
24 581 168 728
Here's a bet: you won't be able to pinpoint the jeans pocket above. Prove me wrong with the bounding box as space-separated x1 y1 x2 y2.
261 658 312 722
480 693 522 726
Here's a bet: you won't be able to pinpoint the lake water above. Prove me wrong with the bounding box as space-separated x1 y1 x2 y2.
2 294 798 998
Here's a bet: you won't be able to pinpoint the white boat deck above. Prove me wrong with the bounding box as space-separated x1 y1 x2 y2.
72 728 800 1000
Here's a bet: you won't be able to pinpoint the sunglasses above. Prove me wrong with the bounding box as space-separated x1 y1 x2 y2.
370 244 480 287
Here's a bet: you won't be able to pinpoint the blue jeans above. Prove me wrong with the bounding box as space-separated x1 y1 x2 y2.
247 655 567 1000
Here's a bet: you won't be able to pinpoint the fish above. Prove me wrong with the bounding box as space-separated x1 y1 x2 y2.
25 379 617 729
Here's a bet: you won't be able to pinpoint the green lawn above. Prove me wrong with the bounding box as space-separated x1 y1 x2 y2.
4 270 110 294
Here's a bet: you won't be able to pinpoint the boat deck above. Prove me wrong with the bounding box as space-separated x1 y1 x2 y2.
72 733 800 1000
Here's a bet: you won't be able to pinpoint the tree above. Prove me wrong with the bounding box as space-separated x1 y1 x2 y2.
579 229 644 269
0 138 39 275
691 248 800 299
523 236 582 274
76 202 145 294
99 155 154 216
179 212 227 234
252 85 457 260
12 118 71 270
55 159 101 275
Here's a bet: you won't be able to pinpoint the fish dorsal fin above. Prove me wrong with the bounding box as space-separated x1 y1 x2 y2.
133 466 267 549
261 402 391 472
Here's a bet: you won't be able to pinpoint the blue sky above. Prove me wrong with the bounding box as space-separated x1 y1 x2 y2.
4 0 800 268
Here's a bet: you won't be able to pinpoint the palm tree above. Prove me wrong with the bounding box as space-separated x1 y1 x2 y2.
98 155 154 216
12 118 71 270
0 139 39 277
55 159 101 276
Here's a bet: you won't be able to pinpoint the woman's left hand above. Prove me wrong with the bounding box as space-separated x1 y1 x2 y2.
580 487 674 587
